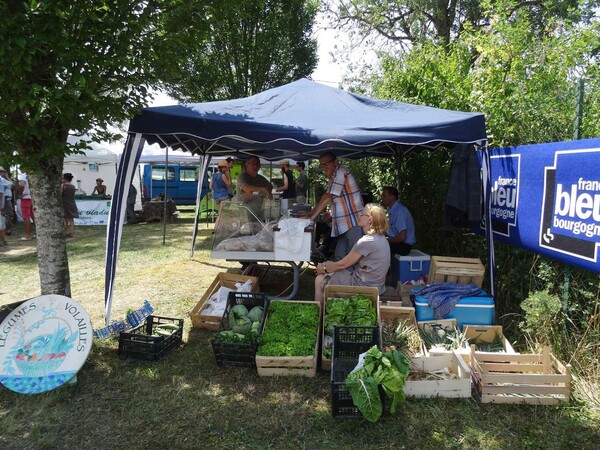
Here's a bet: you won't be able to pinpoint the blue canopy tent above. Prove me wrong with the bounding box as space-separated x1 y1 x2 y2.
105 79 490 323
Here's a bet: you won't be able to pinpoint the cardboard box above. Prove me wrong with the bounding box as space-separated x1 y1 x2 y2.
463 325 515 354
470 346 571 404
189 273 260 330
322 285 380 371
428 256 485 287
391 250 431 286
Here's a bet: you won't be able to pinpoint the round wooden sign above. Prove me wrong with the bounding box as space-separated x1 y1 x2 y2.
0 295 93 394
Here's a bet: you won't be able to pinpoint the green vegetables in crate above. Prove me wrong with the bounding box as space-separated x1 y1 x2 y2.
345 346 410 423
213 303 263 344
257 301 320 357
323 295 377 358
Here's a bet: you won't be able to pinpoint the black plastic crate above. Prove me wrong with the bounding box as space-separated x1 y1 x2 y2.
118 315 183 361
211 291 268 368
330 325 381 418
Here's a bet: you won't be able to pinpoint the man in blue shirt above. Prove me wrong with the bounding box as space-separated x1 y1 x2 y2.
381 186 416 256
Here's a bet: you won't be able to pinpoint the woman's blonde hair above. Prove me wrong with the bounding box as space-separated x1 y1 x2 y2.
363 203 388 236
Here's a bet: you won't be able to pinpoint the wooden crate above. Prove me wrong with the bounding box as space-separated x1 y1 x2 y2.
470 346 571 404
428 256 485 287
418 319 459 357
256 301 321 377
380 305 425 356
322 285 380 371
404 350 472 398
189 273 260 330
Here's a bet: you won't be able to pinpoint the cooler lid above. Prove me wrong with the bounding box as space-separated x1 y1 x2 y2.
414 293 494 308
395 249 430 262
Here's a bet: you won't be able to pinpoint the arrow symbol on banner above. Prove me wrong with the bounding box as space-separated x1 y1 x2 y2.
543 228 555 244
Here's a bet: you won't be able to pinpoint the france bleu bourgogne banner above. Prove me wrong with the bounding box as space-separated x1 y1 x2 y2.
487 138 600 274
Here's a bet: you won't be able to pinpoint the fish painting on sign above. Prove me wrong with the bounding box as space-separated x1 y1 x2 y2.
0 295 93 394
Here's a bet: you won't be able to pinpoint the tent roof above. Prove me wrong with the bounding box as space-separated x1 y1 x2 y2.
64 136 119 165
128 79 487 161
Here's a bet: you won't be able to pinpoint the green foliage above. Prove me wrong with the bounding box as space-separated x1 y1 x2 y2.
159 0 318 102
324 295 377 336
0 0 167 169
519 290 563 345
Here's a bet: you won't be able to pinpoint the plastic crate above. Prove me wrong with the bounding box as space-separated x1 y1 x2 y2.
211 291 268 368
330 325 381 418
118 315 183 361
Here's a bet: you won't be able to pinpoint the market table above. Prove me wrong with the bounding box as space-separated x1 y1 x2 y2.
73 196 111 226
141 200 178 222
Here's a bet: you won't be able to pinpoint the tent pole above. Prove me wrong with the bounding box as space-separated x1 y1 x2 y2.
163 148 168 245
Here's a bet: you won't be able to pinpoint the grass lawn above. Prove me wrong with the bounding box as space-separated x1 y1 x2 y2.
1 209 599 449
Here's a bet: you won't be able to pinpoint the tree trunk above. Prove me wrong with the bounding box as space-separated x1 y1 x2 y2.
28 154 71 297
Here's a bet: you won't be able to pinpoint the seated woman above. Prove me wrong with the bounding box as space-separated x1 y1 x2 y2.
314 203 391 304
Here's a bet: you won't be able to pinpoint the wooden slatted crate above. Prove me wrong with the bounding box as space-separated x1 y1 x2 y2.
404 350 472 398
255 300 321 377
189 273 260 330
322 285 380 371
380 305 425 356
428 256 485 287
470 345 571 404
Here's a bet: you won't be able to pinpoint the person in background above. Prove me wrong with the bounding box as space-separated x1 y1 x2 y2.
225 157 236 199
381 186 416 256
18 173 34 241
275 159 296 202
300 152 364 261
126 183 137 224
92 178 107 197
210 160 232 230
236 156 273 222
0 167 14 237
295 161 308 204
61 173 79 237
0 168 6 246
314 203 390 304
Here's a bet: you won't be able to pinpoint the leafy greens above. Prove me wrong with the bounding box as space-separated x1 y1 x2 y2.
345 346 410 422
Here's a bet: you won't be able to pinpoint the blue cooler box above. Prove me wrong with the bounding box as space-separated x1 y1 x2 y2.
391 250 431 286
413 290 495 329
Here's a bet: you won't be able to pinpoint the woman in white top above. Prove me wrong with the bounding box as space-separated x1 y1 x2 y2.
314 203 391 304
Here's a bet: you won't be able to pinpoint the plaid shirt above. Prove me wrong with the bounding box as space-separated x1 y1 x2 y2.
327 164 363 236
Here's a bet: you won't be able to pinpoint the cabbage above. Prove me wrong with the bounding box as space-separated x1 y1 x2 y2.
230 304 249 317
231 315 252 334
247 306 264 323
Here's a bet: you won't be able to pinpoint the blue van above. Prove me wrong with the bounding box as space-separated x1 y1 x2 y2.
142 164 210 206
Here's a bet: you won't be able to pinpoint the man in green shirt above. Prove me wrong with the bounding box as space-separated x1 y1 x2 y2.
295 161 308 204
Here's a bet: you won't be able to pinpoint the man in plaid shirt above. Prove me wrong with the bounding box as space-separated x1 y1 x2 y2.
302 152 364 261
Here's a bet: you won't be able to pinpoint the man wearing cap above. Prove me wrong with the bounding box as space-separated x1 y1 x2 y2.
236 156 273 222
0 167 14 237
275 160 296 201
92 178 107 196
300 152 364 261
211 160 232 205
